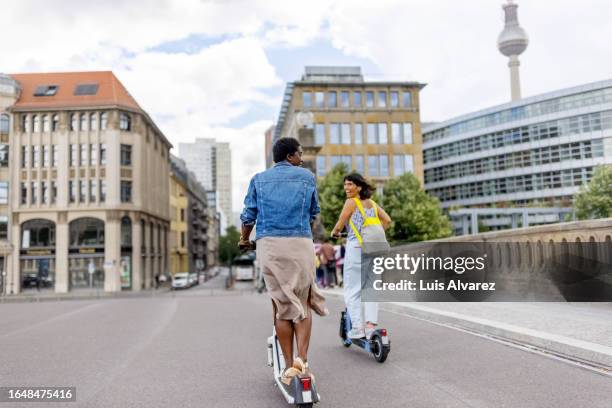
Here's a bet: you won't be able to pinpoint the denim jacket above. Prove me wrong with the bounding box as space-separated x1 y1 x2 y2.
240 161 320 240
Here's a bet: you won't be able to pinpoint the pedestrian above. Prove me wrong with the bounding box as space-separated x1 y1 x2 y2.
320 238 337 288
239 137 328 385
331 172 391 339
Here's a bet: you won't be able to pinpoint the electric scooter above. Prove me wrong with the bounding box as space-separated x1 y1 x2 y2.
267 327 320 407
339 309 390 363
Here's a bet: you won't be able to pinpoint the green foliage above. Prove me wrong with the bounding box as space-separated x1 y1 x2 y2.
218 225 241 265
317 163 349 234
574 165 612 220
381 173 453 243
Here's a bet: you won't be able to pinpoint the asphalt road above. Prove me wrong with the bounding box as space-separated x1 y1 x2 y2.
1 277 611 408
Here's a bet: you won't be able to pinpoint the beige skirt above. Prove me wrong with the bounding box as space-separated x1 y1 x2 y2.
257 237 328 322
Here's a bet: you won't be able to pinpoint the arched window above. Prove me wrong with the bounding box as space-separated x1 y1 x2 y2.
22 114 30 132
21 219 56 248
121 216 132 247
42 115 50 132
69 217 105 247
0 114 9 134
100 112 108 130
51 114 59 132
33 115 41 132
70 113 78 131
90 113 98 131
80 113 88 131
119 113 131 131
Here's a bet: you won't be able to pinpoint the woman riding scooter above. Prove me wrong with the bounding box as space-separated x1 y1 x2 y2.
331 173 391 339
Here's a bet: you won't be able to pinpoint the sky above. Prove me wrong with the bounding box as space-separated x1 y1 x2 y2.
2 0 612 214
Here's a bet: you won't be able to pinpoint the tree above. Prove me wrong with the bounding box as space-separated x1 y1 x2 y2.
218 225 241 265
317 163 349 234
574 165 612 220
381 172 453 243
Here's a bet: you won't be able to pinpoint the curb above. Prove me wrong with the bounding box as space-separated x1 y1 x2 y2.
321 290 612 369
0 288 173 304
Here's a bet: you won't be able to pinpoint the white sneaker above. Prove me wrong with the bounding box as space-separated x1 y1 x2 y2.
348 327 365 339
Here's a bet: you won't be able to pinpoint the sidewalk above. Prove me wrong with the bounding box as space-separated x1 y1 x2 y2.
0 287 172 304
321 288 612 369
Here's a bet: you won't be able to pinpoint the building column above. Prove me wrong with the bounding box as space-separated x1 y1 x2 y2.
152 224 159 283
144 221 151 289
522 210 529 228
104 211 122 292
511 213 519 229
470 210 479 235
55 212 69 293
10 222 20 294
132 216 142 292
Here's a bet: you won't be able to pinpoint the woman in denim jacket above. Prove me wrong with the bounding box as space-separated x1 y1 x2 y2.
239 137 328 384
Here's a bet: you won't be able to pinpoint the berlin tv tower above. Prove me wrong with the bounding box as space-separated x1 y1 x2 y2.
497 0 529 101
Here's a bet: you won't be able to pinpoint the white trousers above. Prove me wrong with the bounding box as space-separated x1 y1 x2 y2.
343 241 378 328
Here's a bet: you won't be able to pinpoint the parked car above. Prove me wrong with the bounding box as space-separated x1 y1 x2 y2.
233 252 256 281
171 272 190 290
188 273 198 287
22 273 53 288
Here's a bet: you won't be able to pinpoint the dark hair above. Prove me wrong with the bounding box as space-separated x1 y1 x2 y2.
272 137 300 163
344 172 374 199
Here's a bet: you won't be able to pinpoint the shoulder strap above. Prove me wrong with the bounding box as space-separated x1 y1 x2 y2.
353 197 366 217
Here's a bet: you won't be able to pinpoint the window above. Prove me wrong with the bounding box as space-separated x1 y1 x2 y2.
79 180 86 202
121 180 132 202
119 113 131 131
51 114 59 132
99 180 106 202
32 145 40 167
90 180 97 202
380 155 389 176
33 85 58 96
180 209 185 222
90 113 98 131
378 91 387 108
394 154 414 175
341 123 351 144
31 182 38 204
41 182 49 204
328 91 337 108
314 124 325 145
402 123 413 144
340 91 349 108
315 92 324 108
22 114 30 133
378 123 388 144
74 84 99 95
0 182 7 204
42 115 50 132
180 232 185 247
0 145 8 167
90 144 97 166
100 113 108 130
52 145 59 167
70 114 78 131
367 123 377 144
354 91 362 107
329 123 340 144
316 155 327 177
391 91 399 107
392 123 401 144
302 91 312 108
21 183 27 204
80 144 88 166
69 181 76 203
100 144 106 165
120 144 132 166
368 155 379 177
355 155 364 173
0 216 6 239
0 114 9 133
403 91 412 107
21 146 28 168
51 181 57 204
354 123 363 144
43 145 50 167
80 113 88 131
33 115 40 132
366 91 374 107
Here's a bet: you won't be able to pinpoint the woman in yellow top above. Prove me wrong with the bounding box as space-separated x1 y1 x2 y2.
331 173 391 339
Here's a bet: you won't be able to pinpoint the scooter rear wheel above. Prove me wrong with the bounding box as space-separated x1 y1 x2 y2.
297 404 313 408
372 335 389 363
